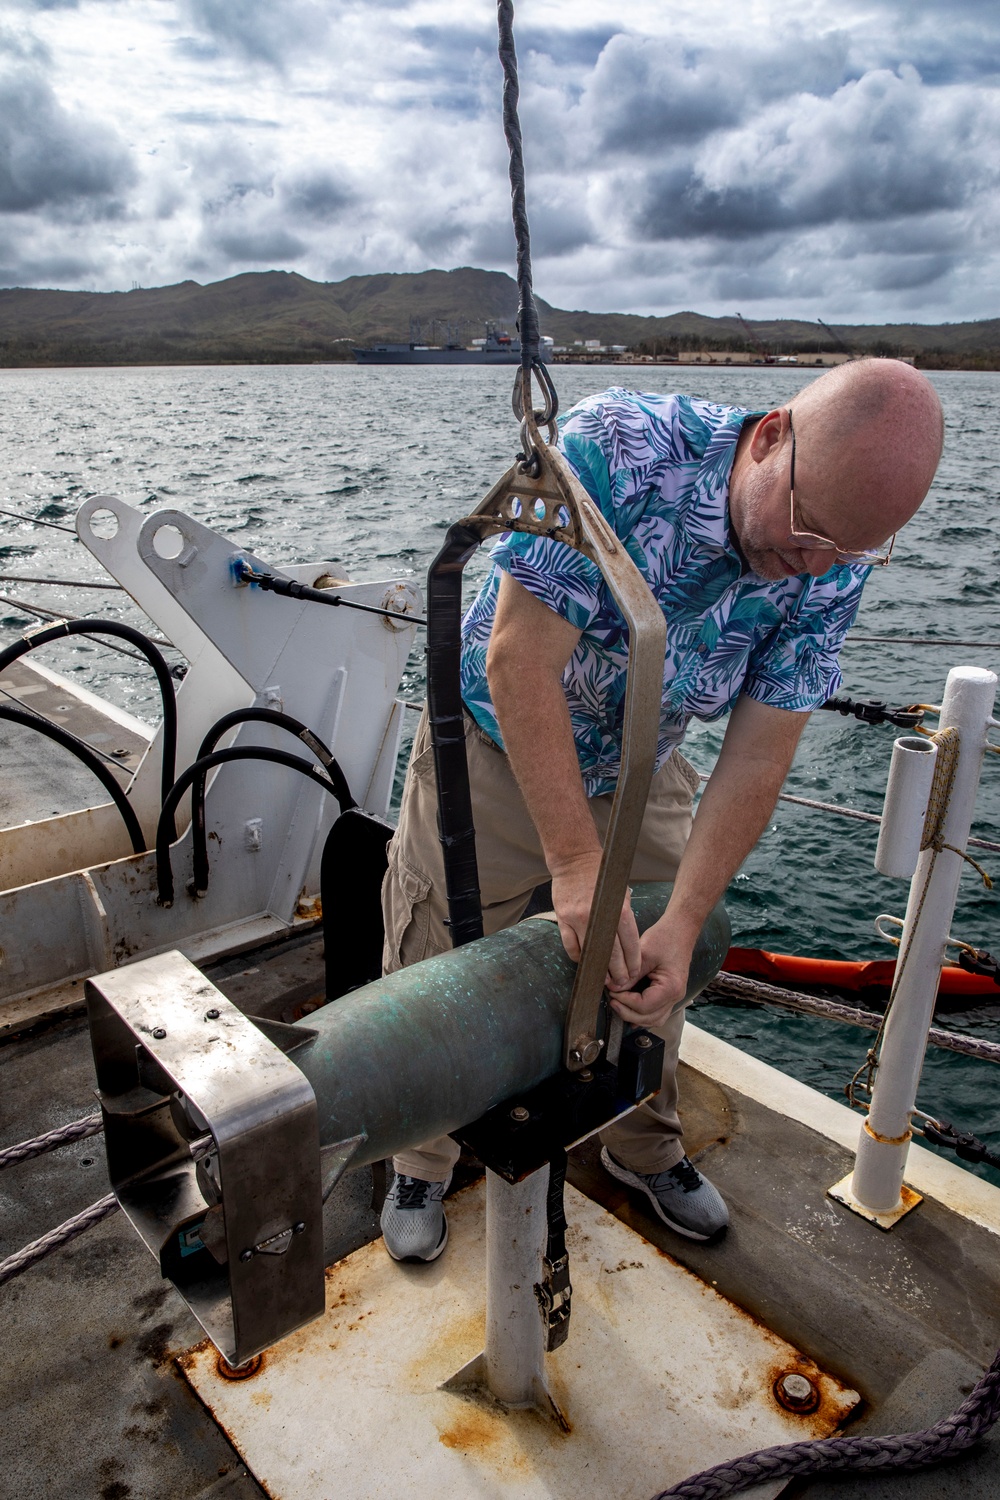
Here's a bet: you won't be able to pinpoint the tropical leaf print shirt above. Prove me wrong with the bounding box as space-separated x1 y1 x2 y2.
461 389 868 798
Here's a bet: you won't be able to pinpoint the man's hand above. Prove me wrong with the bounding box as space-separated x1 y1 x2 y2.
606 912 698 1027
550 851 642 992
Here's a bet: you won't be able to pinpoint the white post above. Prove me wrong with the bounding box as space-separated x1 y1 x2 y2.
851 665 997 1215
482 1165 549 1406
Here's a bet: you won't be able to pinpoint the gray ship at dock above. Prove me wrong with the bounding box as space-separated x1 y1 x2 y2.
354 320 553 365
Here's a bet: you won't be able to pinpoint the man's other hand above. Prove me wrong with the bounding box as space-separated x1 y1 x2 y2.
607 917 695 1028
550 852 642 992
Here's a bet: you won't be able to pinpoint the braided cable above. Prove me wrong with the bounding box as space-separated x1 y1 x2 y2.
497 0 538 370
0 1113 103 1171
0 1193 120 1288
652 1345 1000 1499
706 972 1000 1065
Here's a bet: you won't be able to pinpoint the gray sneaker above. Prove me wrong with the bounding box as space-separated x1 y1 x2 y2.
601 1147 728 1241
381 1171 452 1262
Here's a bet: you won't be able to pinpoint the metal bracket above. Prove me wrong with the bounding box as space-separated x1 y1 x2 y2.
87 950 325 1367
454 413 666 1071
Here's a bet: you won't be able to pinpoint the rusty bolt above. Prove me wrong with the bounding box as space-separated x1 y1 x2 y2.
774 1371 820 1413
510 1106 530 1123
152 1027 167 1040
205 1008 220 1021
634 1034 654 1050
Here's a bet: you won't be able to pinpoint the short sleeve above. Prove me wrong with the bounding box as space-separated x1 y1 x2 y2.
488 531 604 631
743 566 868 711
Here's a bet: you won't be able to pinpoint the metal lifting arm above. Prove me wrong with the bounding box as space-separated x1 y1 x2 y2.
426 405 666 1071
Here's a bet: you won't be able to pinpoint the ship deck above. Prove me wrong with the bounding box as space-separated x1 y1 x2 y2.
3 930 999 1499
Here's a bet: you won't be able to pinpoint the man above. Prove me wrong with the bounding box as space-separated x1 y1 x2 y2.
379 357 944 1263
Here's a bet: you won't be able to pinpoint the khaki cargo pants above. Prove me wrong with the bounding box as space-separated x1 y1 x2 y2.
382 708 700 1182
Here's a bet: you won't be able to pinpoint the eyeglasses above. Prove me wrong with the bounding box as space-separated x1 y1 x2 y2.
787 409 895 567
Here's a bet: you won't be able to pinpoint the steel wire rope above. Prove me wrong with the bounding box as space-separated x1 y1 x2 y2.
0 506 78 535
692 772 1000 855
154 746 344 905
0 620 179 836
188 708 354 895
0 704 145 852
0 574 123 590
0 591 174 651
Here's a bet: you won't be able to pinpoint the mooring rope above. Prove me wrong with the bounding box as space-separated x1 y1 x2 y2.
652 1347 1000 1499
0 1113 104 1172
0 1192 120 1288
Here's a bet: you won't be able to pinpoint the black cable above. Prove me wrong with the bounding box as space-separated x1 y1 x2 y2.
234 563 426 625
425 524 487 947
189 708 355 894
0 620 178 837
0 506 78 535
154 746 342 905
0 704 144 853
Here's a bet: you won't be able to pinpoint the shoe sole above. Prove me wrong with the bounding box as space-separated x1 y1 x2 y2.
384 1215 449 1263
600 1147 722 1242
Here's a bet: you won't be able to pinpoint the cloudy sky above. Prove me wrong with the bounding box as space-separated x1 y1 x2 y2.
2 0 999 322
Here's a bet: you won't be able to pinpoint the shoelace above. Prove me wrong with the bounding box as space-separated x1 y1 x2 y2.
395 1176 432 1210
666 1156 703 1194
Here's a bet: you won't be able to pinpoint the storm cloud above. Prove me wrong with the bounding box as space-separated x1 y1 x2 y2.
0 0 998 322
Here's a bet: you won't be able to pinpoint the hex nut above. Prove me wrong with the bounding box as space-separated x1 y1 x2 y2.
635 1034 654 1050
774 1370 820 1413
510 1106 530 1123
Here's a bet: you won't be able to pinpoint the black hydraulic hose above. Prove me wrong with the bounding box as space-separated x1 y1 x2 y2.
0 704 144 853
425 523 486 948
0 620 178 838
155 746 341 906
189 708 355 895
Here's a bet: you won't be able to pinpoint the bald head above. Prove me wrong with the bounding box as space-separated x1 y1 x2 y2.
789 358 943 538
729 358 943 581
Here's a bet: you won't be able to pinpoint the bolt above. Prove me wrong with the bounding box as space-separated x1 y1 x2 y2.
152 1027 167 1040
571 1038 603 1067
578 1069 594 1083
205 1008 220 1021
774 1371 819 1412
293 1221 306 1234
510 1106 530 1123
239 1249 254 1264
634 1034 654 1050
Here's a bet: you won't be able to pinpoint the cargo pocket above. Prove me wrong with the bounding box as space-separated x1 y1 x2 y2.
672 750 702 798
381 841 434 975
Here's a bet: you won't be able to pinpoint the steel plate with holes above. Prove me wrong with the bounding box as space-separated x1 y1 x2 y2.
179 1180 859 1500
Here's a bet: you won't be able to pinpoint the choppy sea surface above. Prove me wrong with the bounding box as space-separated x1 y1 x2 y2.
1 362 999 1174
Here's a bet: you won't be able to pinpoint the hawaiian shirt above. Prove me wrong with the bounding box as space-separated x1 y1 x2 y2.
461 389 868 798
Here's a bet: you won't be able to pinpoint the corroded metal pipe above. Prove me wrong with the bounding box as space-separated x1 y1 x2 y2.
296 882 730 1166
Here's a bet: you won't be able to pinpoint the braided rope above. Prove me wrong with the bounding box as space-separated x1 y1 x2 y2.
707 972 1000 1065
0 1113 103 1171
497 0 538 370
0 1192 120 1288
652 1346 1000 1498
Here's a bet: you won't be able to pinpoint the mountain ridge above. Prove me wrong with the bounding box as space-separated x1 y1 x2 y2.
0 267 996 367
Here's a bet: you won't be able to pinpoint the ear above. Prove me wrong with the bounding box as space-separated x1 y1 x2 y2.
747 408 788 463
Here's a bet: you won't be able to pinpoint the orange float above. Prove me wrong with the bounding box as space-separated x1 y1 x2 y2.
722 946 998 997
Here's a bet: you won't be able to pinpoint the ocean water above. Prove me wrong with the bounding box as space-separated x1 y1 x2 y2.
1 362 998 1172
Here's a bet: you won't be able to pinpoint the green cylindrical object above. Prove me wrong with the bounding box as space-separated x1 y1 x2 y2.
296 883 729 1165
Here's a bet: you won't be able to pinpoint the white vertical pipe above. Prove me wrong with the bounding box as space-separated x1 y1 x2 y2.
483 1165 548 1406
875 735 938 879
852 665 997 1213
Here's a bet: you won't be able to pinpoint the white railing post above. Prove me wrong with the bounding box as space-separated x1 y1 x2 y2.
848 665 997 1219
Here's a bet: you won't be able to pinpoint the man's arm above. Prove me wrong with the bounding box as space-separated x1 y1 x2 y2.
609 693 809 1027
486 571 642 989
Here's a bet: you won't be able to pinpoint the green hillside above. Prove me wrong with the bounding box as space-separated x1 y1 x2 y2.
0 267 996 367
